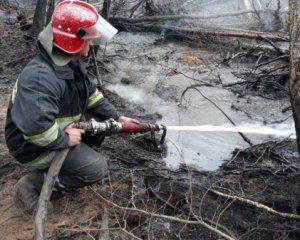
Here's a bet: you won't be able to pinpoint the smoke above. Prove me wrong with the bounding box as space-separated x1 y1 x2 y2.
107 84 145 104
175 0 288 32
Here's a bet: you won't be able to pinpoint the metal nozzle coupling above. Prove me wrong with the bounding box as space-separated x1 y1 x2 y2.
74 119 167 147
74 118 123 136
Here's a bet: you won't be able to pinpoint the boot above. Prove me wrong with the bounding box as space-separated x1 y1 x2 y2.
15 171 53 214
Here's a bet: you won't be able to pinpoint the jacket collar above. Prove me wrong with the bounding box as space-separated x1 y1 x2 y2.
38 44 87 80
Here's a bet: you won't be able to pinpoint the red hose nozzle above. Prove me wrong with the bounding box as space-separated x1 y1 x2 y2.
121 122 163 134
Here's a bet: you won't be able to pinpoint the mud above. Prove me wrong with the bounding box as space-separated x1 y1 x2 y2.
103 31 292 171
0 6 299 240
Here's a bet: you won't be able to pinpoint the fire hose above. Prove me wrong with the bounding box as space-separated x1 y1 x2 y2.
34 119 166 239
74 118 167 148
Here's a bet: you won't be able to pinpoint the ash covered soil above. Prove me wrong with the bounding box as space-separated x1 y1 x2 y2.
0 17 300 240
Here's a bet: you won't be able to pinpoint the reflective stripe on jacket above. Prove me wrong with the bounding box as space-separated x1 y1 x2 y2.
5 47 120 168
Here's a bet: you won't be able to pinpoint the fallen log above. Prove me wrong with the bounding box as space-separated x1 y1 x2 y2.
110 19 289 43
109 10 286 23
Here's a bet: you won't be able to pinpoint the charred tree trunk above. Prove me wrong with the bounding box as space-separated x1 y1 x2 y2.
289 0 300 154
102 0 111 20
30 0 47 38
145 0 155 16
110 17 288 43
46 0 55 25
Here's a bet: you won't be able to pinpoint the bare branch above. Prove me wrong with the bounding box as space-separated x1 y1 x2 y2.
209 189 300 220
180 84 253 146
90 187 237 240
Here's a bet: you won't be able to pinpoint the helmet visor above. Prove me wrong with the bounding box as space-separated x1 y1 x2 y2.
81 16 118 45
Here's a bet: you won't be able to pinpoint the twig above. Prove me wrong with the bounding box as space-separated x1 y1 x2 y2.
129 0 146 18
259 36 286 55
226 150 241 166
209 189 300 220
180 84 253 146
98 207 110 240
255 55 289 68
147 215 153 240
89 187 236 240
215 200 235 230
58 227 142 240
144 178 178 210
0 214 22 225
155 62 211 84
186 167 237 239
239 226 299 240
90 46 102 87
261 65 288 75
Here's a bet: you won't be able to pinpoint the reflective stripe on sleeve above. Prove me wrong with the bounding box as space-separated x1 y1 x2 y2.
23 122 59 147
56 113 81 129
87 88 104 108
11 79 19 103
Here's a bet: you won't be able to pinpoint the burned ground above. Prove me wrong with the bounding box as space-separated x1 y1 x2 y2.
0 6 300 240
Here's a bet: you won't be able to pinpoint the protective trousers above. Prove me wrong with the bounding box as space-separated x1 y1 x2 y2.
56 141 108 191
16 140 108 211
42 113 108 191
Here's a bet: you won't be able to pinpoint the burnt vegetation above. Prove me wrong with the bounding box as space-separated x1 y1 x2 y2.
0 0 299 240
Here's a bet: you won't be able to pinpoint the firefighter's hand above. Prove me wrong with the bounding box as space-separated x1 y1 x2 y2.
65 123 85 147
118 116 140 124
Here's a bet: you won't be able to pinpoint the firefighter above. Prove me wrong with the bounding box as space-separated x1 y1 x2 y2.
5 0 138 213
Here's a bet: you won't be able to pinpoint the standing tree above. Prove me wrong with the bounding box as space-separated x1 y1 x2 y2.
30 0 47 38
46 0 55 25
30 0 56 38
289 0 300 154
101 0 111 20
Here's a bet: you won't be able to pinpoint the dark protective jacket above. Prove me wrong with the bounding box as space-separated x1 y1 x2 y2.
5 47 120 169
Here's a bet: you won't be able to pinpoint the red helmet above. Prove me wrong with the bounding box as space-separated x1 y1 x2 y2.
52 0 117 54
